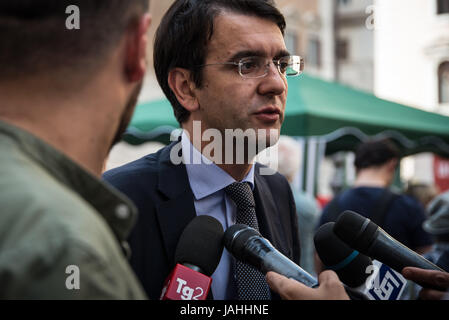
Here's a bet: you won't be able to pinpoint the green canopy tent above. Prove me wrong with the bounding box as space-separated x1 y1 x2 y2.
123 74 449 194
125 74 449 156
282 75 449 158
123 98 179 145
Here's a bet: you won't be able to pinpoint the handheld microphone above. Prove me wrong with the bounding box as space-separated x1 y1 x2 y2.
314 222 373 288
224 224 317 287
224 224 369 300
333 210 444 275
315 222 407 300
160 215 224 300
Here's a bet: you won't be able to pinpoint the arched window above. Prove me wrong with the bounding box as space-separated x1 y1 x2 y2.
439 62 449 104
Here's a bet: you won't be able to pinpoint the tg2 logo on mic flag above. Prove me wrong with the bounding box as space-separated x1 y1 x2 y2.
364 260 407 300
160 264 212 300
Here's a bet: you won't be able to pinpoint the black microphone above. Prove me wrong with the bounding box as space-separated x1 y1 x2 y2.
224 224 318 286
224 224 369 300
160 215 224 300
315 222 410 300
314 222 373 288
333 210 444 274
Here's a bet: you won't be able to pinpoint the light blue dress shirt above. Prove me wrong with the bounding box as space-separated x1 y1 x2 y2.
181 131 255 300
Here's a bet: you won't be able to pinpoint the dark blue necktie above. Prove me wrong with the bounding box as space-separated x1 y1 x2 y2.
225 182 271 300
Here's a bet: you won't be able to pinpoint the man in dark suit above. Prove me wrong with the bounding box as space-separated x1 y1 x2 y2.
104 0 304 300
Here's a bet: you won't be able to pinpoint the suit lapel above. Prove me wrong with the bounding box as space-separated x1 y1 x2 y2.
155 142 197 268
154 142 215 299
253 168 289 257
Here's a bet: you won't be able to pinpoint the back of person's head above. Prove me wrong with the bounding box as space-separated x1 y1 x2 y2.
354 139 400 171
424 191 449 242
0 0 149 83
154 0 286 125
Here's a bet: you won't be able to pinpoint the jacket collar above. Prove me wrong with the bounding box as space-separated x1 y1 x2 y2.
253 164 290 257
155 141 197 267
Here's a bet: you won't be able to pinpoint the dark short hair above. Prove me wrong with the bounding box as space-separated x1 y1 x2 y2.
354 139 400 170
0 0 149 80
154 0 286 124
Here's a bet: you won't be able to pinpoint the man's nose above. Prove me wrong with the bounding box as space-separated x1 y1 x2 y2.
258 62 287 97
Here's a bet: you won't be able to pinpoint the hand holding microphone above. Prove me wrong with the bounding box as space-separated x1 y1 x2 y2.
402 267 449 300
315 222 408 300
333 210 449 299
266 270 350 300
224 224 365 300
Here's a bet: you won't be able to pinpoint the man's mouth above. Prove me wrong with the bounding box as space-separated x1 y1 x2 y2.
254 107 281 122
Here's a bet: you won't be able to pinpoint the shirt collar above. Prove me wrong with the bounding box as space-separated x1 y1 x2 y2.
181 131 254 200
0 120 137 246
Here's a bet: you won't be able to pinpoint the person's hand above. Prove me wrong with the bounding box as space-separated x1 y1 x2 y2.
266 270 350 300
402 267 449 300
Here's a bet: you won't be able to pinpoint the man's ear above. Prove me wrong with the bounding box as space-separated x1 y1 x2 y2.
168 68 200 112
387 158 399 171
125 13 152 82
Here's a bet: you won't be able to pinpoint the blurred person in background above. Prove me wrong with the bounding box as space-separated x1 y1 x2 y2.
423 190 449 264
405 190 449 299
263 135 320 275
317 139 433 262
0 0 151 299
405 181 439 211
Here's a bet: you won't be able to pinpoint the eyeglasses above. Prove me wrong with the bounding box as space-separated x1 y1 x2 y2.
199 55 304 79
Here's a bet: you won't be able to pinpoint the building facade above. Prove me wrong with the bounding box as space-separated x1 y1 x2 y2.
374 0 449 191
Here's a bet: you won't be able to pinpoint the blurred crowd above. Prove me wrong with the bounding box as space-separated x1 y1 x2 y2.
272 137 449 299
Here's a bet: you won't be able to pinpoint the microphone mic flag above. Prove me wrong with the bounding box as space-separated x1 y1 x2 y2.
315 222 407 300
160 215 224 300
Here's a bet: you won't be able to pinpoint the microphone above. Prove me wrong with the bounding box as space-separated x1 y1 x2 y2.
160 215 224 300
314 222 373 288
224 224 369 300
333 210 444 275
315 222 407 300
224 224 317 286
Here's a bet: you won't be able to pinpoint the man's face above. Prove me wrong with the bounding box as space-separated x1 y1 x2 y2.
192 12 288 149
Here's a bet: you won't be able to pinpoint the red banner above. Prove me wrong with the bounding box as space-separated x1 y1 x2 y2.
434 155 449 192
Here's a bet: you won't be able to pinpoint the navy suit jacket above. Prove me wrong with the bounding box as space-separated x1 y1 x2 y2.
103 142 301 300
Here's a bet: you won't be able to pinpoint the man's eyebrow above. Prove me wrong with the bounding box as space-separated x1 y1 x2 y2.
228 50 266 62
228 49 292 62
276 49 291 59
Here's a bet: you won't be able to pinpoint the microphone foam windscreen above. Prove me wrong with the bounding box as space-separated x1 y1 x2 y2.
333 210 378 252
175 215 224 276
314 222 373 287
